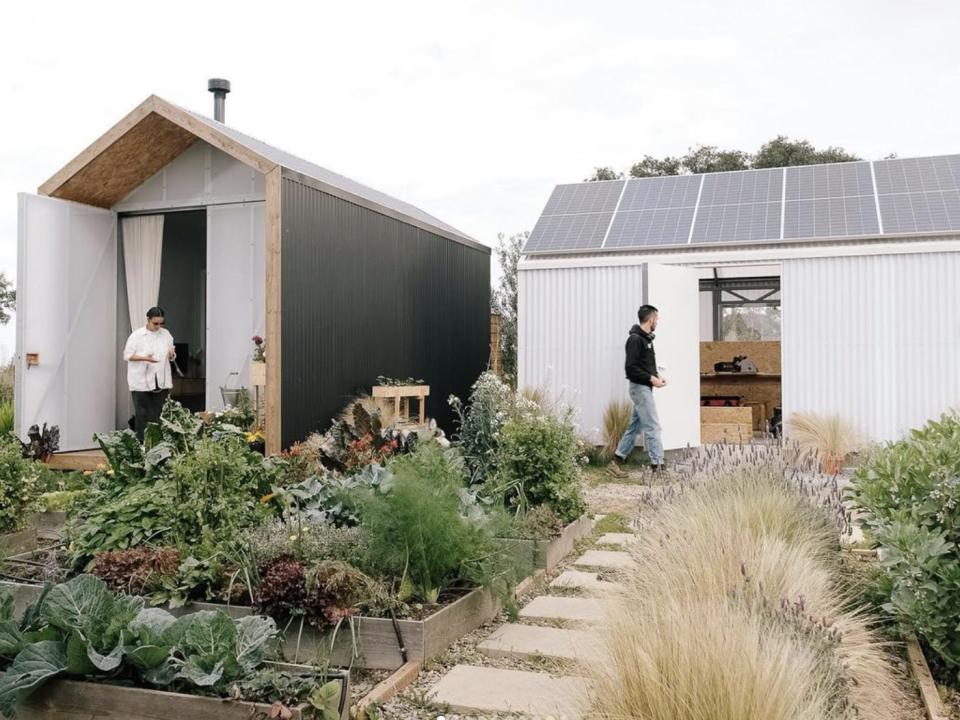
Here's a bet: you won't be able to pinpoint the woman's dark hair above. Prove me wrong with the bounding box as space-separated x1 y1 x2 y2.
146 307 165 319
637 304 658 323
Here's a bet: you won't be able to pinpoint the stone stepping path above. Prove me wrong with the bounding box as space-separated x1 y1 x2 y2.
478 623 601 661
519 595 607 624
597 532 638 546
573 549 637 570
551 569 625 594
429 665 591 718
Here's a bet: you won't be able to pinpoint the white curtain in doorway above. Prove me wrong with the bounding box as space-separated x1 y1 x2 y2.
121 215 164 332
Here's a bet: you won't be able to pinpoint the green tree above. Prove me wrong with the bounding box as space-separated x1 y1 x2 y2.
492 231 526 385
629 155 682 178
599 136 864 179
0 273 15 325
585 166 623 181
753 135 860 168
681 145 751 174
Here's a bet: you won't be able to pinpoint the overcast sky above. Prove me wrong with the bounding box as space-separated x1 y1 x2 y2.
1 0 958 359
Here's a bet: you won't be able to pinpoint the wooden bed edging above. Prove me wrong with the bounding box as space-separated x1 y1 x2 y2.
904 632 950 720
354 660 422 717
21 662 350 720
495 513 594 575
0 526 38 556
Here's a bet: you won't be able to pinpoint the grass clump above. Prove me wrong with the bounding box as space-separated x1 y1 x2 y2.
786 411 863 474
588 466 907 720
600 399 632 461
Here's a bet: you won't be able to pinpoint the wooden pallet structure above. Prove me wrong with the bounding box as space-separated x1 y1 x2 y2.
372 384 430 425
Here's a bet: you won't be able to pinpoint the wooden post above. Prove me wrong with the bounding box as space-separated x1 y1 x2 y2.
264 167 283 455
489 312 502 375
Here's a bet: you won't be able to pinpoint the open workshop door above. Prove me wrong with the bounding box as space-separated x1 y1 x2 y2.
643 263 701 450
15 194 118 451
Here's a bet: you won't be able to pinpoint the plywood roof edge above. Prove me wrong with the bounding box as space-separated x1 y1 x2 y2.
37 96 158 196
150 96 278 175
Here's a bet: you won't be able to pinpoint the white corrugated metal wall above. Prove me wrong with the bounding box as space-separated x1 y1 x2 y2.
782 251 960 442
519 265 645 441
518 264 700 449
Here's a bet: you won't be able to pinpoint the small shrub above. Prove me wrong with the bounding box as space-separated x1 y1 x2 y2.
244 518 369 567
601 399 633 461
848 412 960 673
0 435 41 534
514 505 565 539
91 546 181 594
449 371 514 484
361 442 498 603
494 409 586 523
0 402 13 435
36 489 85 513
786 412 863 474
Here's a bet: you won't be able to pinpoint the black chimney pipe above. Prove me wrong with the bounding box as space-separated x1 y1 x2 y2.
207 79 231 123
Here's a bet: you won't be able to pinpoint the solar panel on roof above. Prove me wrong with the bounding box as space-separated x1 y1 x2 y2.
524 211 616 252
606 206 696 248
542 181 625 215
691 169 782 243
600 175 700 249
523 153 960 255
874 156 960 234
782 162 879 239
523 181 623 252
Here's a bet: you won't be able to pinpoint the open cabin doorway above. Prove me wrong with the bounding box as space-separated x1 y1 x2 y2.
116 209 207 430
697 265 783 443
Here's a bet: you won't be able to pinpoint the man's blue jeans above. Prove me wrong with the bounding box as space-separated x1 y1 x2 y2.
614 382 664 464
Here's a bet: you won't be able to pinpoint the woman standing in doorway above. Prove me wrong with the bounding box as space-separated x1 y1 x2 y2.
123 307 175 440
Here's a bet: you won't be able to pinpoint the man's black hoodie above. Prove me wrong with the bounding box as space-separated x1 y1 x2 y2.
625 324 658 386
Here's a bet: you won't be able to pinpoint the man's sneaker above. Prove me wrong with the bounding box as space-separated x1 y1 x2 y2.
606 459 628 479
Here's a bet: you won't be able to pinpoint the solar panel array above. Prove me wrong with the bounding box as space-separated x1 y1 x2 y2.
523 154 960 254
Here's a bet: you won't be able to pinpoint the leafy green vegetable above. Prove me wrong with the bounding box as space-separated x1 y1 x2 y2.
0 640 67 718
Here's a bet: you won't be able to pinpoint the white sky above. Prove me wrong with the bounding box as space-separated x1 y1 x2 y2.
1 0 959 359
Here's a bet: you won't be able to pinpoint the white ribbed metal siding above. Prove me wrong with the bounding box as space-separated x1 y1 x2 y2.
518 264 701 449
782 251 960 442
519 265 645 442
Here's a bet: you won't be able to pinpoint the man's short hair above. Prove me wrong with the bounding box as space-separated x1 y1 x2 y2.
637 304 658 324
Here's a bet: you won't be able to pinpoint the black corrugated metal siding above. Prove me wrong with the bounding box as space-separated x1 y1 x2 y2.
280 177 490 448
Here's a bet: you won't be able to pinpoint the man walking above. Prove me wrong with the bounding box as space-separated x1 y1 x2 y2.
608 304 666 477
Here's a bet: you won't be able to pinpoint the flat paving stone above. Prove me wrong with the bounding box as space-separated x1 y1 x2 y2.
429 664 591 718
550 570 624 594
596 532 638 546
478 623 601 661
573 549 637 570
519 595 607 623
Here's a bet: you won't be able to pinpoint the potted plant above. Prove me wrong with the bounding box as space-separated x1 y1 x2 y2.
250 336 266 387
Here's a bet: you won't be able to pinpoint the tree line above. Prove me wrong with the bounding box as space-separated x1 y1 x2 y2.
585 135 891 181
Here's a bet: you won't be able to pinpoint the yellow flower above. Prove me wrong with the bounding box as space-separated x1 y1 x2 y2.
259 493 275 504
107 470 115 476
83 470 93 476
289 534 298 541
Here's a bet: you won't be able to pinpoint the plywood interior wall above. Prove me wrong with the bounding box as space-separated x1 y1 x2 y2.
700 341 781 374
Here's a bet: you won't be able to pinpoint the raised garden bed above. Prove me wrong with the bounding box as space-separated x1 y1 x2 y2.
174 585 501 671
21 662 351 720
35 510 67 540
0 525 38 556
496 513 593 575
